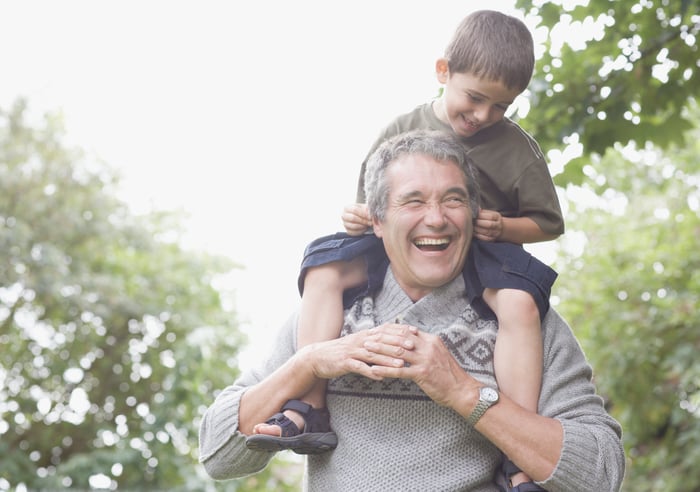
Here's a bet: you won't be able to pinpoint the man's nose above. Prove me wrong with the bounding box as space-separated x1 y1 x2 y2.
423 202 447 227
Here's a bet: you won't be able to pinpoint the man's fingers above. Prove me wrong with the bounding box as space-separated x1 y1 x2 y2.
363 339 411 359
365 333 416 353
370 322 418 336
347 358 384 380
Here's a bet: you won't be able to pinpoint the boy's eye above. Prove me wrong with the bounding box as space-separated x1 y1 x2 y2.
468 94 483 103
467 93 509 112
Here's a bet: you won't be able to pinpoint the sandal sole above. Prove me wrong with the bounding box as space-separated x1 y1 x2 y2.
245 431 338 455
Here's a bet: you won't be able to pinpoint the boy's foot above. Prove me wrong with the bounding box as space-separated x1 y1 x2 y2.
245 399 337 455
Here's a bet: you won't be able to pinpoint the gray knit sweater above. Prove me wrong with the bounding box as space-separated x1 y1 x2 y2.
199 271 625 491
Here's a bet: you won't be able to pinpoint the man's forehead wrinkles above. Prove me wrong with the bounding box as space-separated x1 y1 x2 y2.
397 190 423 200
395 187 467 200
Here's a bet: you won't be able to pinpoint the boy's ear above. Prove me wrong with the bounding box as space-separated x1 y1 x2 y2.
435 58 449 84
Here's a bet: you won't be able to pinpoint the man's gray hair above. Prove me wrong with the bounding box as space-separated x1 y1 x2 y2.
364 129 481 222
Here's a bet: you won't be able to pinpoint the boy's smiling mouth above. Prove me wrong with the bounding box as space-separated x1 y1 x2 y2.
461 115 480 132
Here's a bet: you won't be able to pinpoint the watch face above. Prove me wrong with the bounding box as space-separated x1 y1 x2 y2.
482 387 499 402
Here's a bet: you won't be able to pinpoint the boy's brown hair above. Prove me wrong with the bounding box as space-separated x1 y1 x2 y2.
444 10 535 93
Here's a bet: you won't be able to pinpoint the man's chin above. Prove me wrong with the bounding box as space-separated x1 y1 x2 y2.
413 270 462 289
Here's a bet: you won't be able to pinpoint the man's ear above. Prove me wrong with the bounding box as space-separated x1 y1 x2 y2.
435 58 449 84
372 218 383 238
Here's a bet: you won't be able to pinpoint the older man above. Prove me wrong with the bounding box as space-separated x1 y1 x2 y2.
198 130 625 491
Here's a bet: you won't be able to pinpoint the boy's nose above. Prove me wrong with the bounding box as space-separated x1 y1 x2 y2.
474 105 494 123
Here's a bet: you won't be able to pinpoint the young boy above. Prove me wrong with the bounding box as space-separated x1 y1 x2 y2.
246 10 564 491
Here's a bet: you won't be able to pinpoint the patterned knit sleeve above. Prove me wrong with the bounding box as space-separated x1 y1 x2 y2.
198 311 299 479
536 309 625 492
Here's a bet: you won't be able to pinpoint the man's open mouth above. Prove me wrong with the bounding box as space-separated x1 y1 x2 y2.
413 237 450 251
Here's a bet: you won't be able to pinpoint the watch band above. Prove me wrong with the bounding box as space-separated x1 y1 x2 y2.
467 386 499 426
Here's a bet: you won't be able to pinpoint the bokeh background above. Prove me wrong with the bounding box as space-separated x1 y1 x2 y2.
1 0 699 490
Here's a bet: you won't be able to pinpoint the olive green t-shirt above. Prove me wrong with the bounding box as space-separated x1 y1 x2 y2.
356 102 565 236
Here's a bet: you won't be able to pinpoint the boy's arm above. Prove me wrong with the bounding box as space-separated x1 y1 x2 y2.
476 210 560 244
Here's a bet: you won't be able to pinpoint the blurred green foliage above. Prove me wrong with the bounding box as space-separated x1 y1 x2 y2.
0 100 300 491
551 116 700 491
2 1 699 490
516 0 699 185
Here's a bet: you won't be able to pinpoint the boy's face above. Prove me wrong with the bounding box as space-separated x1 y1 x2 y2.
435 59 521 138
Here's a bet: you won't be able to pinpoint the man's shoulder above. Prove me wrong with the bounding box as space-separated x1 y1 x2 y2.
541 308 582 353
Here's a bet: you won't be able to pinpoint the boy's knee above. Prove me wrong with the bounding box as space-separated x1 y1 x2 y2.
304 258 368 291
337 256 368 288
305 262 347 288
489 288 540 323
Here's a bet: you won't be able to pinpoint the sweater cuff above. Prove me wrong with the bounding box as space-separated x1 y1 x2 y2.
541 419 605 491
198 385 245 462
198 386 274 479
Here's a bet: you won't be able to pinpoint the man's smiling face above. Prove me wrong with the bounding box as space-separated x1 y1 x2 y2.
372 153 473 301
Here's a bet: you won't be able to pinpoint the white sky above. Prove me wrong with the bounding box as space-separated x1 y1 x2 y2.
1 0 524 370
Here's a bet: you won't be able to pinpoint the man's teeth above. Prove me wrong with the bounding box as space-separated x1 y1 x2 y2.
414 238 449 246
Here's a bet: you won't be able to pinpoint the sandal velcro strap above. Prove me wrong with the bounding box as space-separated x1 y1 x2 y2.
283 400 331 434
282 399 312 415
264 412 300 438
245 399 337 455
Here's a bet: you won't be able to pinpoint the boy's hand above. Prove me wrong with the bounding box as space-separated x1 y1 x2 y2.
474 208 503 241
342 203 372 236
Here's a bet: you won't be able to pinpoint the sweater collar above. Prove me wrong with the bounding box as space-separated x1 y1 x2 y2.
374 267 468 333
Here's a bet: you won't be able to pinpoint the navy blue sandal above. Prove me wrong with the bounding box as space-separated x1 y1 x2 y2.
503 458 546 491
245 399 338 455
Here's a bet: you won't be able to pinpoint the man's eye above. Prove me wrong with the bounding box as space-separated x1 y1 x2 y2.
404 199 424 207
445 197 467 207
